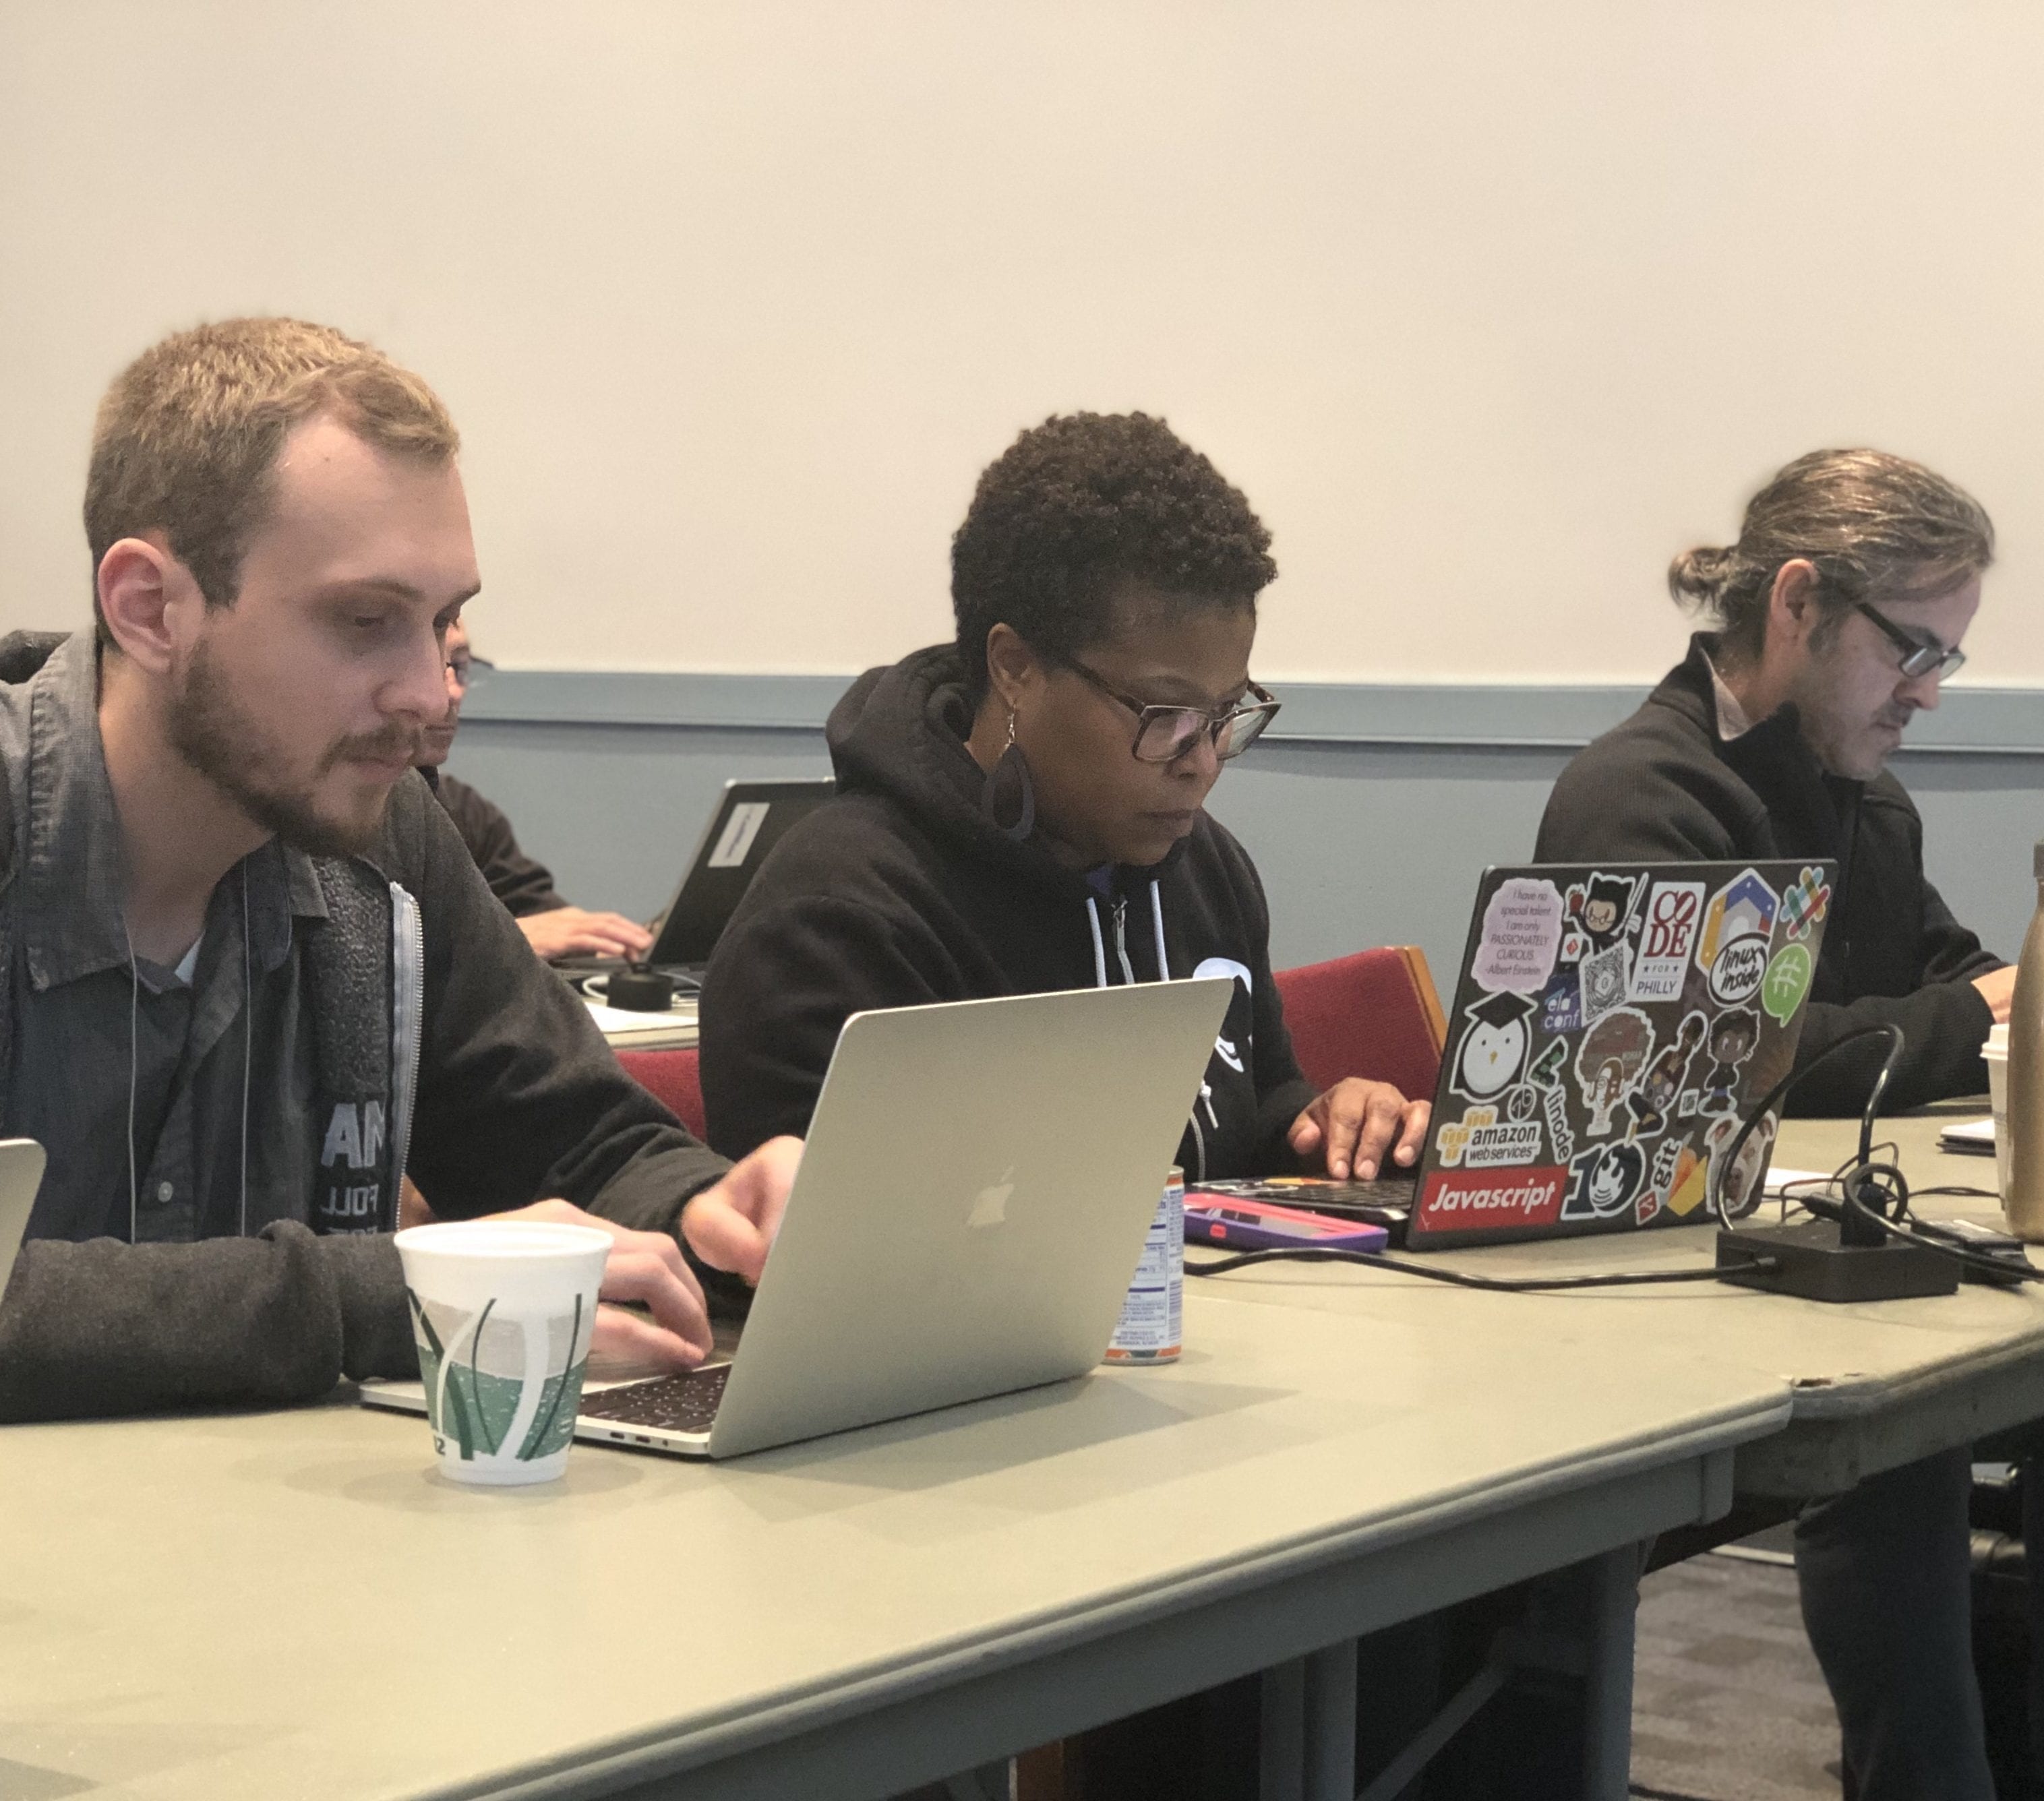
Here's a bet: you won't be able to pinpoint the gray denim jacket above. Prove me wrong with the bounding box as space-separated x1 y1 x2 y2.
0 632 731 1422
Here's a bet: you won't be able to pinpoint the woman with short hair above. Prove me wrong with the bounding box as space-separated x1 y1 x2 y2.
700 410 1427 1186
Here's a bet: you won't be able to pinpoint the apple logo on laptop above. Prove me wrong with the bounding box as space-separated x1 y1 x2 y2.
968 1167 1016 1229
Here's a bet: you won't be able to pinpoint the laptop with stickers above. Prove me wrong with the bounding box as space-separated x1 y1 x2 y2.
1194 861 1834 1250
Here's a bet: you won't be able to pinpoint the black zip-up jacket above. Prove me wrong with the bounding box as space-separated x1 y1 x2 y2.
1535 635 2002 1113
700 644 1319 1176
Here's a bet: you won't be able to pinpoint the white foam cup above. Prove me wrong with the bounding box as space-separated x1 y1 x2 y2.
394 1221 611 1486
1985 1024 2012 1204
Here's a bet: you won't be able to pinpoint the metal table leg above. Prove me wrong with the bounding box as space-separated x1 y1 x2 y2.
1260 1656 1306 1801
1580 1544 1642 1801
1303 1639 1358 1801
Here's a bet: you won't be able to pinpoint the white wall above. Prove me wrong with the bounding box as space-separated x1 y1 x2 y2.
5 0 2043 685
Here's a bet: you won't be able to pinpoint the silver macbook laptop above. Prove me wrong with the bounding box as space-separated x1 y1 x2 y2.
0 1139 47 1291
363 978 1231 1459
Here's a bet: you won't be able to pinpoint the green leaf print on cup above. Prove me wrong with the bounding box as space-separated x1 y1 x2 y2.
406 1289 593 1463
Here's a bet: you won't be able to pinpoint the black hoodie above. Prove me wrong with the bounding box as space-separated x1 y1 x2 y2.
1536 635 2002 1113
700 645 1318 1176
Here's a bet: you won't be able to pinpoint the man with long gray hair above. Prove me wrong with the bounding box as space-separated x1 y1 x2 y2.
1538 448 2010 1800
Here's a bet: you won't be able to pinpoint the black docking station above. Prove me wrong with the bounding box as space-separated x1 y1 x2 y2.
1715 1219 1959 1302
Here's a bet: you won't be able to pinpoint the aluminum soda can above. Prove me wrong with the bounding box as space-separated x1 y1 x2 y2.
1106 1167 1183 1364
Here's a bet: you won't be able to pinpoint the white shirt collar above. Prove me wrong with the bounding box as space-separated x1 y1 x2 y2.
1703 652 1755 742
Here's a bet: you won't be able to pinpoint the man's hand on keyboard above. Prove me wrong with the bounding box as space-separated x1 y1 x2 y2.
493 1199 711 1368
680 1136 802 1287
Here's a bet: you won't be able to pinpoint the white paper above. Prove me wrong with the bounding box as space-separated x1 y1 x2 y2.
582 998 698 1035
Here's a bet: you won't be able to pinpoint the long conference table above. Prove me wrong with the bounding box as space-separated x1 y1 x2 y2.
3 1103 2040 1801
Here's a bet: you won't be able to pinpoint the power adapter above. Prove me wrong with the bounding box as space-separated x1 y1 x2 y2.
1714 1217 1958 1302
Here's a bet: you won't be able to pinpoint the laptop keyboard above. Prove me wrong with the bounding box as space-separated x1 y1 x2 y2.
576 1364 729 1433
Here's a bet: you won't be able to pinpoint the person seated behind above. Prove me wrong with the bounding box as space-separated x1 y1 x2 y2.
1536 448 2008 1116
416 616 655 962
1534 448 2007 1801
701 410 1429 1188
0 317 796 1423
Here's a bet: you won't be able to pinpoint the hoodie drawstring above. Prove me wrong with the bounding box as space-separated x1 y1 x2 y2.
1088 880 1211 1180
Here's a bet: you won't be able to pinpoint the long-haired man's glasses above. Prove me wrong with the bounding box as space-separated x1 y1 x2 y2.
1853 600 1965 681
1056 654 1282 764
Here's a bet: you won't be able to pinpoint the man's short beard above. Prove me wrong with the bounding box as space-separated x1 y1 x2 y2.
168 636 415 859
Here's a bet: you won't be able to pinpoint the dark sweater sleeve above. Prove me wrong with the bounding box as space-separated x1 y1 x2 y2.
0 1226 416 1423
700 894 954 1159
387 784 735 1279
436 773 568 917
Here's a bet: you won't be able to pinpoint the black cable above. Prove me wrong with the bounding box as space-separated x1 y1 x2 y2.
1185 1246 1760 1291
1714 1034 2044 1283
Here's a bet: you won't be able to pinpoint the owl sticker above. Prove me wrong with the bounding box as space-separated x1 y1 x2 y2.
1451 989 1539 1103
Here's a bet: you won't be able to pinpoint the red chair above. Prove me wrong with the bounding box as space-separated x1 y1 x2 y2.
615 1046 708 1140
1273 946 1447 1103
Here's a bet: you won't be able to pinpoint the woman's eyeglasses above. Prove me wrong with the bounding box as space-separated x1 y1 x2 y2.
1051 652 1282 763
1852 600 1966 682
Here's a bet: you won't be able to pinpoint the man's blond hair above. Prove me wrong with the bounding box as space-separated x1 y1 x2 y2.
85 317 460 640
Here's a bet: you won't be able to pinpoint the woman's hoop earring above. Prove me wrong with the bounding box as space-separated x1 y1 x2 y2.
980 708 1035 843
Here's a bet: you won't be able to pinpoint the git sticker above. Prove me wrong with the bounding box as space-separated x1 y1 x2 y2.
1762 942 1814 1023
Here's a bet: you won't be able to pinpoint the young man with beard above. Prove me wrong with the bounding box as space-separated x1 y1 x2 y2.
1536 449 2010 1801
0 317 797 1422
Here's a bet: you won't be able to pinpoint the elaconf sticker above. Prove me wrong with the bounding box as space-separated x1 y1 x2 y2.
1780 866 1832 942
1697 867 1778 969
1540 969 1584 1035
1627 880 1705 1003
1762 942 1814 1024
1471 878 1565 995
